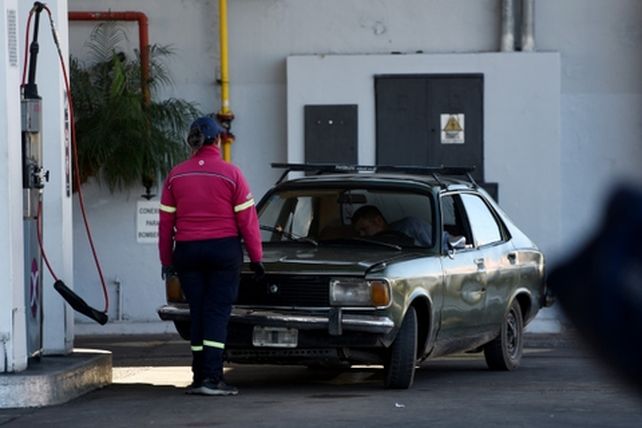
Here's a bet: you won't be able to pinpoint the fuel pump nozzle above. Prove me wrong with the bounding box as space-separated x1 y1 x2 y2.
23 2 45 99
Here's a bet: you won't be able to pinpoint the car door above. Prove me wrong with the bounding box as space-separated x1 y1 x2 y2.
437 192 489 351
458 192 518 334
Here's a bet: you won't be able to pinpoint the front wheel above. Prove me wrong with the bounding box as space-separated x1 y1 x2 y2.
484 300 524 370
384 306 417 389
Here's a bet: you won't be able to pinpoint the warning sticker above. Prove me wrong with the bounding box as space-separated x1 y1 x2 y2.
440 114 465 144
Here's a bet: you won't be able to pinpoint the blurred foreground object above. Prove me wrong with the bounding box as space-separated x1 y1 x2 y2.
548 184 642 393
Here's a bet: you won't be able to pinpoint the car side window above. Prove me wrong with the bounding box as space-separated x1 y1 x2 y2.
441 194 473 250
460 193 503 247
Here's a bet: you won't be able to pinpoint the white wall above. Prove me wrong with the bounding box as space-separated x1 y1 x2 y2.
71 182 162 323
65 0 641 328
537 0 642 249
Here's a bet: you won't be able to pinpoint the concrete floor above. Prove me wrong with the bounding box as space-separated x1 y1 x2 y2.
0 349 111 409
0 333 640 427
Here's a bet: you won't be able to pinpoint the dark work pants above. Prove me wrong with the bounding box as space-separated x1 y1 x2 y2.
173 237 242 383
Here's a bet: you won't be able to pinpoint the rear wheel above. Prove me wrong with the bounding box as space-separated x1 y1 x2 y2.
484 300 524 370
173 321 191 341
384 306 417 389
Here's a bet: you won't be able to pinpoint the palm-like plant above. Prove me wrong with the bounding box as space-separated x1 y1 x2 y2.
70 24 200 194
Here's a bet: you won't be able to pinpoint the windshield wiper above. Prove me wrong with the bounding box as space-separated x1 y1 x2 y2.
322 237 402 251
260 225 318 246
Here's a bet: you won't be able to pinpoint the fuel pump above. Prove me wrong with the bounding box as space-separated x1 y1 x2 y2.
21 2 47 358
21 3 107 339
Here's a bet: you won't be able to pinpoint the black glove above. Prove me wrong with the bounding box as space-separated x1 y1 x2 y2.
161 265 176 280
249 262 265 281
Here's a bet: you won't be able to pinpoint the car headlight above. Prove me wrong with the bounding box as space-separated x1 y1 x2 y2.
329 278 391 307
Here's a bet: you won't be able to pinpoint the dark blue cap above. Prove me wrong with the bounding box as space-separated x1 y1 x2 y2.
189 116 225 142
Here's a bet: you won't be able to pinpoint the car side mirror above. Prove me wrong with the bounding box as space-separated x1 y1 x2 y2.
447 235 467 258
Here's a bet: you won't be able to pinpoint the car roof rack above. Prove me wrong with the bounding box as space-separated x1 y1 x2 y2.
271 162 477 188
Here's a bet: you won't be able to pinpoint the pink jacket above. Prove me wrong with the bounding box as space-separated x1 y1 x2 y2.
158 145 262 266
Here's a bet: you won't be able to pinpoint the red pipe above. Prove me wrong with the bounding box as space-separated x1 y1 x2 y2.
69 11 150 104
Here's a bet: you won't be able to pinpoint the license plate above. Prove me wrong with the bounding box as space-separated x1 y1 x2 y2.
252 326 298 348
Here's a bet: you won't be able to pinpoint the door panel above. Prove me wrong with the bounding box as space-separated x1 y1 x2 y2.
480 242 520 328
435 193 488 352
459 193 519 330
438 249 489 351
305 104 358 164
426 76 483 180
375 78 429 166
376 74 484 181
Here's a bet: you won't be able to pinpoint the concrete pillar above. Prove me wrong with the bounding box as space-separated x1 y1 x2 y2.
0 0 27 372
17 0 74 355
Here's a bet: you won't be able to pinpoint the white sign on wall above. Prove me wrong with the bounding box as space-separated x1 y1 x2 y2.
137 200 160 243
440 113 465 144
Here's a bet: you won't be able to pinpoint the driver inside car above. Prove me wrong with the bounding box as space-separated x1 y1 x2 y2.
351 205 432 247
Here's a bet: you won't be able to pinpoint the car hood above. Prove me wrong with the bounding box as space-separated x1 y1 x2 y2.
252 244 427 276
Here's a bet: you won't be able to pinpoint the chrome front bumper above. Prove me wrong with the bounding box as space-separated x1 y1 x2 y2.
158 305 395 335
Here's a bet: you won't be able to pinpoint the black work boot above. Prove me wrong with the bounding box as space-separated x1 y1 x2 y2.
185 378 204 395
198 378 239 396
186 351 204 394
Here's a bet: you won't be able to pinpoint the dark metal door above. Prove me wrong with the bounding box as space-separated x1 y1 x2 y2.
305 104 358 164
376 74 484 181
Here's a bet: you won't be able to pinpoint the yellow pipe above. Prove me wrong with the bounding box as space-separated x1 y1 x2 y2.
218 0 233 162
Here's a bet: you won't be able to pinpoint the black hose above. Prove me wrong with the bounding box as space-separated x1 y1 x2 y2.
54 281 108 325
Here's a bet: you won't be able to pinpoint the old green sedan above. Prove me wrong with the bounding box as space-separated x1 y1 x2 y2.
158 164 548 389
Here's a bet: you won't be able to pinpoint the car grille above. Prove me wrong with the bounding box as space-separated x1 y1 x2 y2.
237 275 330 307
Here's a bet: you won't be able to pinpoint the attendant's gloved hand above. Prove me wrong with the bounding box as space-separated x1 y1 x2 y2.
249 262 265 282
161 265 176 280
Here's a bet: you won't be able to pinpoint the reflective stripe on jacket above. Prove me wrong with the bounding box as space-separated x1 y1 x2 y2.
158 145 262 266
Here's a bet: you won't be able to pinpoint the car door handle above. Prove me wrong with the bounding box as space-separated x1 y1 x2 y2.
474 258 485 269
507 252 517 264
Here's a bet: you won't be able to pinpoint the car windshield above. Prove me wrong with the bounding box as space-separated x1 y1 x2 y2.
258 186 435 249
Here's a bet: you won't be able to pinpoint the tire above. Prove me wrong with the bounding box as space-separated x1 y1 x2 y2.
173 321 191 341
384 306 418 389
484 300 524 371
